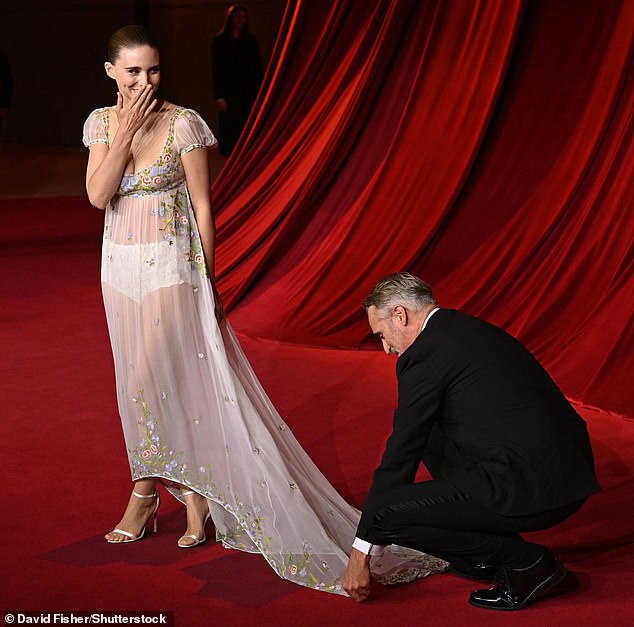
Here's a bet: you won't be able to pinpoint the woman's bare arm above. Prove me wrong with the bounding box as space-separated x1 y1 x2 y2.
86 86 157 209
181 146 224 322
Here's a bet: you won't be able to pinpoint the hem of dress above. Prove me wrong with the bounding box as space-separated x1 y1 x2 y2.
129 472 350 596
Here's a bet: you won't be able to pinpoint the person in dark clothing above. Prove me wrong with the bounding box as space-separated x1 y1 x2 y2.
343 272 600 611
211 5 263 156
0 47 13 141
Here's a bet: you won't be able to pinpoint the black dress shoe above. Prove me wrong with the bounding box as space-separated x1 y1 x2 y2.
449 562 497 582
468 550 567 611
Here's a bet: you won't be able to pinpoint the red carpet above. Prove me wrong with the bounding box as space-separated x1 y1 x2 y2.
1 197 633 625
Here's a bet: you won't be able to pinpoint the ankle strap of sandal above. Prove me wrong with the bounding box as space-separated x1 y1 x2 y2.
132 490 157 499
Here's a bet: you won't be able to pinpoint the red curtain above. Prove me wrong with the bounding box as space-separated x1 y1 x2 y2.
213 0 634 417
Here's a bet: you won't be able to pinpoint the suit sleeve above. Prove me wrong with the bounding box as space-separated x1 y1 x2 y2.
356 354 442 541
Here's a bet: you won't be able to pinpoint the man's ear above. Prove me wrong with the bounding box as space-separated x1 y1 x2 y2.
393 305 408 327
104 62 116 79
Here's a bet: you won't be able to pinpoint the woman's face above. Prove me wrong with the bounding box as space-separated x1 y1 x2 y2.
231 9 247 31
105 45 161 102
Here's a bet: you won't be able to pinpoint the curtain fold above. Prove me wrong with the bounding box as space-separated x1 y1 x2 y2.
214 0 634 417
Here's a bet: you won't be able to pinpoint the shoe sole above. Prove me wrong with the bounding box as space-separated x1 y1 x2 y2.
468 564 568 611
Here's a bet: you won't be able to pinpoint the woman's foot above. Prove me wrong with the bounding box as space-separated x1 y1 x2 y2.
105 482 160 543
178 490 210 548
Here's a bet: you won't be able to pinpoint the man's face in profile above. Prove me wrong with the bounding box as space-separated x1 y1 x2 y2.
367 306 409 356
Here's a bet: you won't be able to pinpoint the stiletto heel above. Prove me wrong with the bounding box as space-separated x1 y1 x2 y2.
178 490 210 548
106 490 160 544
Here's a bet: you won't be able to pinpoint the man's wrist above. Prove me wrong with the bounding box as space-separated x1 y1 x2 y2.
352 537 386 556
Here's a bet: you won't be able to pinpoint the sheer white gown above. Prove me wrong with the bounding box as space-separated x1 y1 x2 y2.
83 106 447 595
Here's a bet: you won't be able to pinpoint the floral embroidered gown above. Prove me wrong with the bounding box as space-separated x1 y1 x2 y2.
82 106 446 595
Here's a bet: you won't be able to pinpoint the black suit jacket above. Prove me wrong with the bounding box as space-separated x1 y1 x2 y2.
357 309 600 540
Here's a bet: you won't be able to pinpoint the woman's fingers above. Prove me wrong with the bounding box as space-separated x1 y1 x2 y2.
129 84 153 112
135 86 157 120
116 85 156 133
143 99 158 118
138 84 156 109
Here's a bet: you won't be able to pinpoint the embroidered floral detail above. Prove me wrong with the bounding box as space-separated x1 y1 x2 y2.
115 109 188 197
198 352 207 360
216 497 273 555
283 543 341 592
128 389 185 479
153 186 206 276
158 189 189 244
153 319 160 326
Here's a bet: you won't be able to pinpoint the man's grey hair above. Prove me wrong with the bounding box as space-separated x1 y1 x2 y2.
363 272 436 315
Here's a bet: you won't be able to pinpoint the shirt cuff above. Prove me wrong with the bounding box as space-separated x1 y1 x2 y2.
352 537 385 556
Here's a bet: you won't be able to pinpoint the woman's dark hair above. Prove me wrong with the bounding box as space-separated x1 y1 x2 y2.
107 25 158 63
219 4 250 37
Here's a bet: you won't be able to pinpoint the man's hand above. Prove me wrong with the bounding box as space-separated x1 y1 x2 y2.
343 548 372 601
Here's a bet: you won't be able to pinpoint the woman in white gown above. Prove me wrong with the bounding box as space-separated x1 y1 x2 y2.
83 25 446 596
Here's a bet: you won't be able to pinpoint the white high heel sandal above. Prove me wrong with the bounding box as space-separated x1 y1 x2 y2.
178 490 211 548
106 490 160 544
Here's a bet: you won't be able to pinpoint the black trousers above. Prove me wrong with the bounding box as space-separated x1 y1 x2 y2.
365 479 586 570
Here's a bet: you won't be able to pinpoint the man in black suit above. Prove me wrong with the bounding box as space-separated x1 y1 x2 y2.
343 272 600 610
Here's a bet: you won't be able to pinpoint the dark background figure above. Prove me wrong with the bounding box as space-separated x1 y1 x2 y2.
212 4 263 156
0 47 14 142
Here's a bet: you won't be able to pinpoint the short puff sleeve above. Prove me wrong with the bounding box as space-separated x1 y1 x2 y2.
173 109 217 155
82 108 110 147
